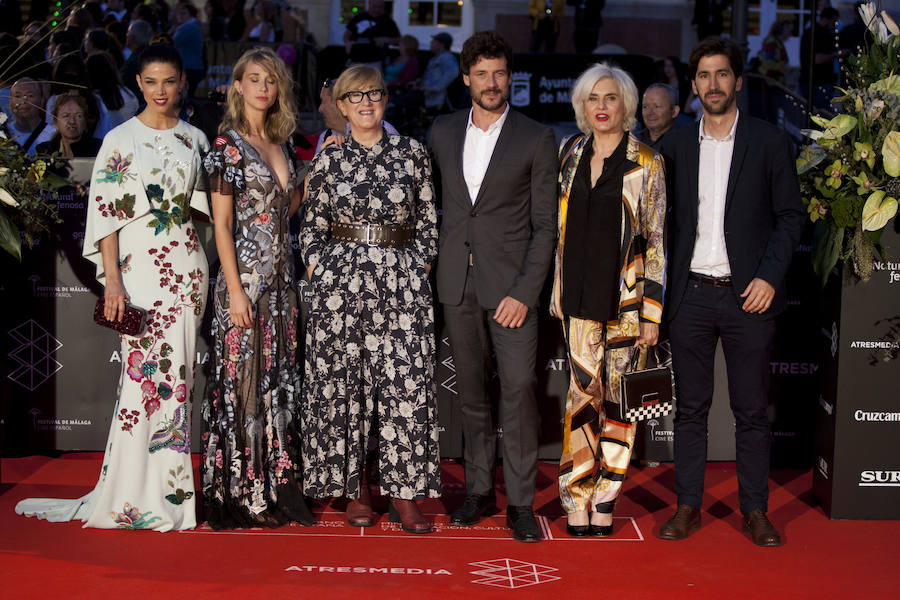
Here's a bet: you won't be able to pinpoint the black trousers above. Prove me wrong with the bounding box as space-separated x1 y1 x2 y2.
668 277 775 514
442 267 540 507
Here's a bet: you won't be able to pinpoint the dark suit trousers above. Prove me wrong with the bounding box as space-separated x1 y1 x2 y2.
669 278 775 514
442 267 540 507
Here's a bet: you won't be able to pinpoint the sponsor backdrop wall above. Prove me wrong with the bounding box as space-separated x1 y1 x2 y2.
813 219 900 519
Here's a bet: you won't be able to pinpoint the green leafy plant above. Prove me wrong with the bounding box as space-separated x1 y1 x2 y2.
0 116 68 260
796 3 900 285
0 10 86 261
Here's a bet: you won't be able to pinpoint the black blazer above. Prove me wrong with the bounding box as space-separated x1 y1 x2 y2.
661 114 805 319
430 108 558 309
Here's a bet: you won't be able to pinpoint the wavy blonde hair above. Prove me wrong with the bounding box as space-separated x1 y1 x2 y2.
219 46 297 144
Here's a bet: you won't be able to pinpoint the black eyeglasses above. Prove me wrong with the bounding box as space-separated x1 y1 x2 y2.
340 89 385 103
321 79 335 91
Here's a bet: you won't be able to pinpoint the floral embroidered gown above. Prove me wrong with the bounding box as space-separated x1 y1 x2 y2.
201 130 311 529
299 132 442 501
15 117 210 531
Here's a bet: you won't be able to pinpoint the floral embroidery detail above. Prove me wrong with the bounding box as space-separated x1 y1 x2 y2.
97 193 136 220
126 350 144 382
165 465 194 505
141 379 160 416
119 253 132 273
96 150 136 184
224 145 241 165
151 242 205 314
203 134 246 190
117 408 140 434
149 403 190 454
173 133 193 150
111 503 161 529
185 227 201 254
146 183 191 235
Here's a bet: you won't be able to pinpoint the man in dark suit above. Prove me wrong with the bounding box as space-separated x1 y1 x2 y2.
429 31 558 542
658 37 805 547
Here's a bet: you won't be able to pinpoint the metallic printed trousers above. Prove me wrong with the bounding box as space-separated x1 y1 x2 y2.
558 316 639 514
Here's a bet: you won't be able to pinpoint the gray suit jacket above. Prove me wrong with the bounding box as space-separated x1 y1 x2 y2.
430 108 558 309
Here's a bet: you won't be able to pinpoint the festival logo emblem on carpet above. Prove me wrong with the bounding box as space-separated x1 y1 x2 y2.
469 558 560 589
7 319 63 391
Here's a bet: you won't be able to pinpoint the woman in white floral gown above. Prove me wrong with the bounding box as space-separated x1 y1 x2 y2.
15 45 210 531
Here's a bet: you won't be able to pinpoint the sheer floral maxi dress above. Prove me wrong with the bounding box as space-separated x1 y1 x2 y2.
201 130 313 528
15 118 211 530
299 133 442 501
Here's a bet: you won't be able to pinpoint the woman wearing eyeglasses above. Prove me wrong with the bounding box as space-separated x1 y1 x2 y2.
201 46 315 530
299 64 441 534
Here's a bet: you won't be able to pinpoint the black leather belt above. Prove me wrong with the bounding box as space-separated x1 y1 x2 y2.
688 272 733 287
330 222 415 246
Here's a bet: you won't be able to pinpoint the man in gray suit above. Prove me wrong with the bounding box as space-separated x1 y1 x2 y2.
429 31 558 542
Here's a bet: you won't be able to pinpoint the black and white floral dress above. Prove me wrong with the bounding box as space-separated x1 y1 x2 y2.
299 132 441 501
201 130 310 529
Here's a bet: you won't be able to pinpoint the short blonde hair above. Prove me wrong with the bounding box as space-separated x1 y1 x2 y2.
571 62 639 134
333 64 386 106
220 46 297 144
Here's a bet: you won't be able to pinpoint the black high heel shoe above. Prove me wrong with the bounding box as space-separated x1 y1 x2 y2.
566 510 591 537
567 523 591 536
590 523 613 537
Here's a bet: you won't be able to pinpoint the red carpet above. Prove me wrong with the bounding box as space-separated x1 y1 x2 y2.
2 453 898 599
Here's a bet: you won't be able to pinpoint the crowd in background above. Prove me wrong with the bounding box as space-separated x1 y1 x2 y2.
2 0 886 162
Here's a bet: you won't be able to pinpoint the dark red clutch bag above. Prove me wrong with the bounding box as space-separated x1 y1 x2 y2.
93 297 147 336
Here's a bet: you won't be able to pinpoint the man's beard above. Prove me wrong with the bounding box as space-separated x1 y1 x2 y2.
699 89 736 115
473 87 508 112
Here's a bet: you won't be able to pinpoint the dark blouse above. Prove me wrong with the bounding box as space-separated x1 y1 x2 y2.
35 135 103 158
561 133 629 322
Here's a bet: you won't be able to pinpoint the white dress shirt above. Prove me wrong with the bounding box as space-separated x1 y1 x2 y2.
462 104 509 204
690 110 739 277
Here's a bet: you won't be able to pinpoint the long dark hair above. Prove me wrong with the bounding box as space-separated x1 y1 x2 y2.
85 29 124 67
137 44 184 76
51 54 87 96
86 52 125 111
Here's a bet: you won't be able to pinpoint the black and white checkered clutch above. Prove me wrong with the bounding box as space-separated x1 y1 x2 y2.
620 344 675 423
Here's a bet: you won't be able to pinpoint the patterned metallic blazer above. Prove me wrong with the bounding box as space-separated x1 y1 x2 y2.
549 132 667 335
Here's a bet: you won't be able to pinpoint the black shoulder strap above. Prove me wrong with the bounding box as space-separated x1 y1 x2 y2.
23 121 47 152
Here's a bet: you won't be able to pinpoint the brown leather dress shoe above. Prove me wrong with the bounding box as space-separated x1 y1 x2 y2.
388 499 433 534
742 509 782 547
658 505 701 540
346 482 376 527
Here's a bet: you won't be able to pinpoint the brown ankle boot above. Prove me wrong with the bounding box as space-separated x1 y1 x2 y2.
388 499 432 534
346 482 376 527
